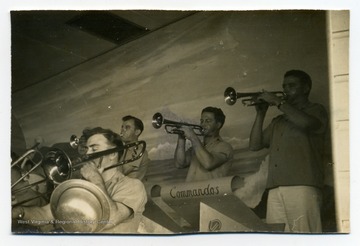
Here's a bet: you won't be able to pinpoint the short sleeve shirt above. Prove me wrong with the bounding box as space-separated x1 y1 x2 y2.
101 172 147 233
263 102 328 189
121 149 150 181
185 137 233 182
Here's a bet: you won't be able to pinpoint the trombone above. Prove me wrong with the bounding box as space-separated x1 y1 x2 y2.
42 140 146 185
11 147 52 207
152 112 204 136
11 148 44 189
224 87 286 106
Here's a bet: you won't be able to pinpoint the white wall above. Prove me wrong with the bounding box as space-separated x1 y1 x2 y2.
327 10 350 233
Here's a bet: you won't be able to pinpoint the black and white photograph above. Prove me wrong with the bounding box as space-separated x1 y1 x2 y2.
2 0 359 245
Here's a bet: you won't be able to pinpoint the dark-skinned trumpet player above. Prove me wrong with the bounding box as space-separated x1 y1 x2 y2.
248 70 329 233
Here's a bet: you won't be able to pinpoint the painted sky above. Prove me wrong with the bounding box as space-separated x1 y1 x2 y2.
12 11 329 162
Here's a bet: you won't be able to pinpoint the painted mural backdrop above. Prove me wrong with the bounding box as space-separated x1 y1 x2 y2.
11 11 330 208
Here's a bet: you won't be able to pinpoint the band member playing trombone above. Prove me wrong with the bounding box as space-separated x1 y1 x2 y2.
119 115 149 181
12 127 147 233
249 70 328 233
174 107 233 182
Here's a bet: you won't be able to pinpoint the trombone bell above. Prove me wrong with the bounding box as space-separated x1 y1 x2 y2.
42 141 146 185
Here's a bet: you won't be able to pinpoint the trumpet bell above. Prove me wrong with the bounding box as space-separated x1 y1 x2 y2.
224 87 237 105
69 135 79 149
50 179 110 232
152 112 163 129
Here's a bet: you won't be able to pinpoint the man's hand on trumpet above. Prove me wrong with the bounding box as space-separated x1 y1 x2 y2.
179 125 198 141
257 90 283 106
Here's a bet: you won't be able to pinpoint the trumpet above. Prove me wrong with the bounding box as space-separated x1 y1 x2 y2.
152 112 204 136
42 140 146 185
224 87 286 106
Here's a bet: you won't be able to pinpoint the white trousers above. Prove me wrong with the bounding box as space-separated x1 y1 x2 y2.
266 186 322 233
